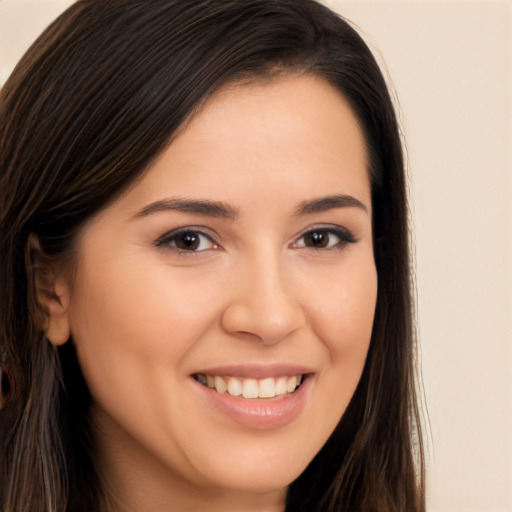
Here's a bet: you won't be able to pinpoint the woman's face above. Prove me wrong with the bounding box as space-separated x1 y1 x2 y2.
59 75 377 508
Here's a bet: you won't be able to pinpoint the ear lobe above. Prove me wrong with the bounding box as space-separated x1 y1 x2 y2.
28 235 71 346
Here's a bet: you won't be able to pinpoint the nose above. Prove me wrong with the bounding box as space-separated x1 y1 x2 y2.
221 255 306 345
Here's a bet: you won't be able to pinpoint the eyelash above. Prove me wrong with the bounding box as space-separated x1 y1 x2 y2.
155 227 218 255
154 225 356 255
292 226 356 250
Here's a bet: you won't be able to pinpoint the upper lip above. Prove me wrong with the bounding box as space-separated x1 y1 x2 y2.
192 363 314 379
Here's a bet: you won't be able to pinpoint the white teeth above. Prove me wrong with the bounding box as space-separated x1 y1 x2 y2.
197 374 304 399
242 378 259 399
214 375 227 394
227 377 242 397
275 376 287 395
286 376 297 393
259 377 275 398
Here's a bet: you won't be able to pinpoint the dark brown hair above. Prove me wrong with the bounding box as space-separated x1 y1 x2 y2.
0 1 425 510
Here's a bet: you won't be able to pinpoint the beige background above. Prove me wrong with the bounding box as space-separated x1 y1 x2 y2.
1 1 511 511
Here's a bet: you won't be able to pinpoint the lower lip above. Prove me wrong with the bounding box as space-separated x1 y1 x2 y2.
192 376 311 430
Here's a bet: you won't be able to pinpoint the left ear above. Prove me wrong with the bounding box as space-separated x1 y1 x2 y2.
28 235 71 346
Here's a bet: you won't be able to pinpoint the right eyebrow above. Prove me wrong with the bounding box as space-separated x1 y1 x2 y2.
294 194 369 216
131 197 240 221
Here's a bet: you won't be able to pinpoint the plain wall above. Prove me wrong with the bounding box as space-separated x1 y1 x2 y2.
1 1 511 511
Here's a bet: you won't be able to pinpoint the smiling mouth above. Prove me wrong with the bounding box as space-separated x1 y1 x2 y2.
193 374 305 399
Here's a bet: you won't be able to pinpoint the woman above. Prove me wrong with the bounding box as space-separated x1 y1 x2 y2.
0 1 425 511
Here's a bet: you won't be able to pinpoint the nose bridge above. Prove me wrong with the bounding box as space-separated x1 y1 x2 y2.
221 247 304 344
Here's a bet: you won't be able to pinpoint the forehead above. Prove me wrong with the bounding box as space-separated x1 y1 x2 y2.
192 73 365 162
127 75 368 202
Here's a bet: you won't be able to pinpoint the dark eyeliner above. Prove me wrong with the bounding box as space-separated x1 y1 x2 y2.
154 227 218 250
300 225 357 249
324 226 357 245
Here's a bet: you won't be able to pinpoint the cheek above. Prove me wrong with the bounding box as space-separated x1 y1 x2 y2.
66 263 221 409
66 265 225 461
70 262 218 349
314 259 377 349
310 256 377 392
290 256 377 461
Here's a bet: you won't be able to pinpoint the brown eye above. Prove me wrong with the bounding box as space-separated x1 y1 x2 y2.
293 226 356 250
175 232 201 250
156 229 217 252
303 230 330 248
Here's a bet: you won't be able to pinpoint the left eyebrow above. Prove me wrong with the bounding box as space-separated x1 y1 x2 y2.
131 197 240 220
295 194 369 216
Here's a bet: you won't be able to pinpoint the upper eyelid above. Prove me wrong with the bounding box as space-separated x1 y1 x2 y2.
155 226 220 247
295 223 355 239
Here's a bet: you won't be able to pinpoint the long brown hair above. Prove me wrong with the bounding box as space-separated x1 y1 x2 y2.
0 1 425 510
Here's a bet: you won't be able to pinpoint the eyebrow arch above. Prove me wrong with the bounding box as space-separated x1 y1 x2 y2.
132 197 240 220
295 194 368 216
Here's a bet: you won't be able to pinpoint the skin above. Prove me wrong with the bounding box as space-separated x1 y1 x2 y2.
43 75 377 512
